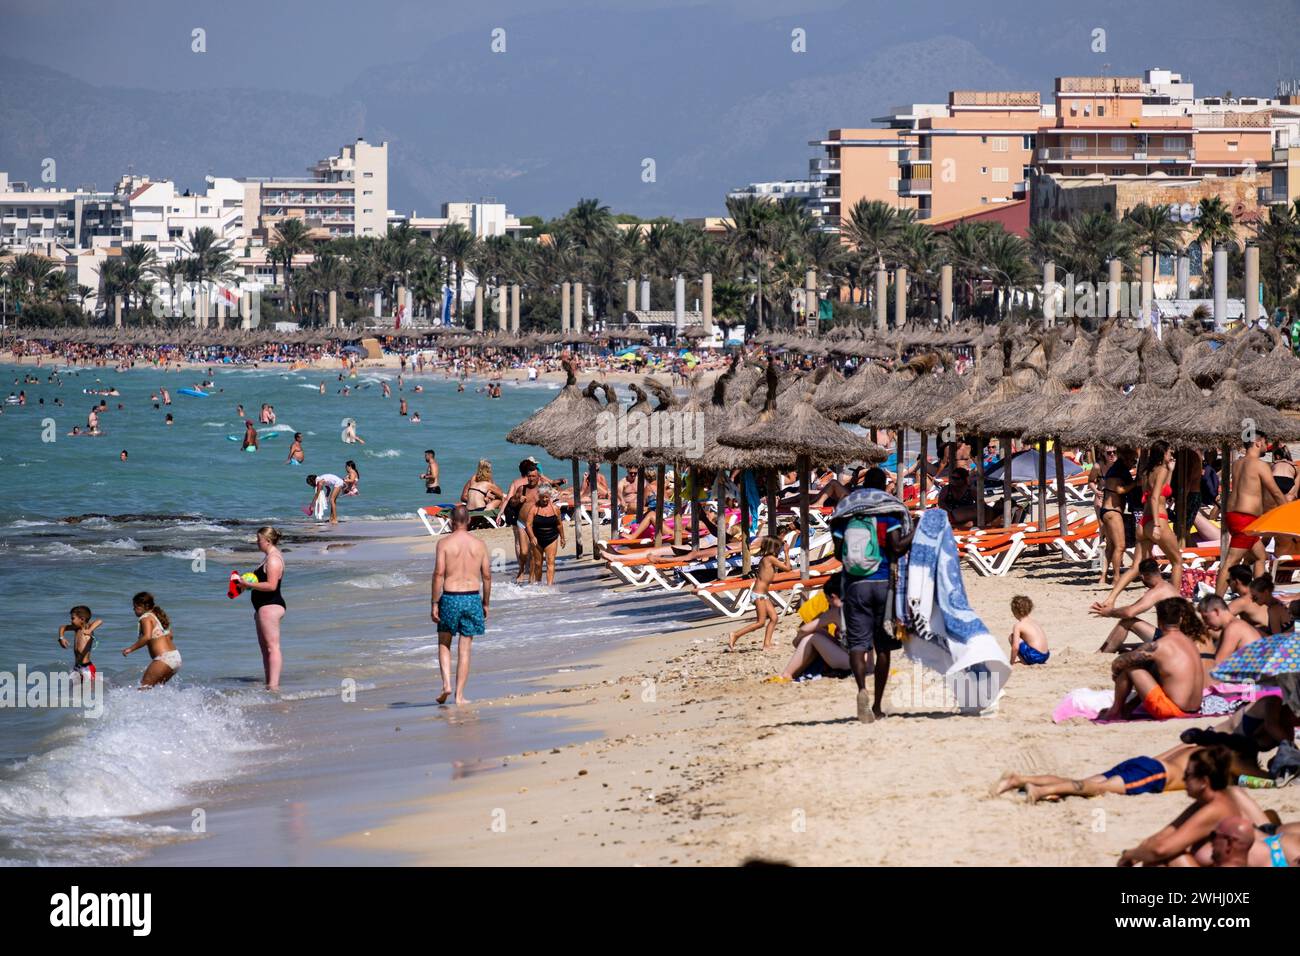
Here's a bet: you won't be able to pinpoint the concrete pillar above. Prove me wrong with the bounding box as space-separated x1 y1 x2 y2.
113 294 122 329
473 286 483 332
1245 245 1260 325
1042 261 1055 327
639 278 650 311
572 282 583 332
372 291 382 319
673 274 685 332
328 289 337 328
405 288 414 325
875 268 887 329
396 284 407 324
1141 254 1154 326
510 284 521 333
702 272 713 336
242 291 254 330
1106 258 1122 320
941 264 953 325
1213 245 1228 332
1176 253 1190 300
560 281 571 332
894 267 907 329
804 269 817 332
496 286 507 332
197 289 207 329
626 278 636 314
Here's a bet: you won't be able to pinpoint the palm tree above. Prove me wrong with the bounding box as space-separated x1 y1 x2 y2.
896 222 944 322
841 199 910 322
7 253 56 306
1255 205 1299 312
1194 196 1238 300
724 195 783 329
1125 203 1185 283
160 259 187 319
271 218 313 314
121 243 159 316
564 198 615 249
1058 211 1135 286
436 224 479 325
980 229 1034 319
179 227 236 322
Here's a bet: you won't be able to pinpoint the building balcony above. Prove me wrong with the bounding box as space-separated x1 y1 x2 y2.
898 148 932 163
899 178 932 195
821 185 841 199
809 157 840 174
1038 146 1195 162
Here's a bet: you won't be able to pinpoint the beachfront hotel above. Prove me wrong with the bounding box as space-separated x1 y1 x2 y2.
809 67 1300 236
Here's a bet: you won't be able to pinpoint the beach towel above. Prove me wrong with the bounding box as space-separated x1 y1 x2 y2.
1050 685 1277 723
897 508 1010 712
742 469 762 538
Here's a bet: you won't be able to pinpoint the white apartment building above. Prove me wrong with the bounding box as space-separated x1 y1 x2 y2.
394 200 529 240
244 138 389 240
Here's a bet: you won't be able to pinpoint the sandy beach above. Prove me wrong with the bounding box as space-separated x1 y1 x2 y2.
340 549 1300 866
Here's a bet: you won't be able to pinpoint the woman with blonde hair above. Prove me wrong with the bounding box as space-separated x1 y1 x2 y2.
236 526 287 690
460 459 505 517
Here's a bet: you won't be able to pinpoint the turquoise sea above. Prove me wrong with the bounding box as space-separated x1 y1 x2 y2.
0 362 702 865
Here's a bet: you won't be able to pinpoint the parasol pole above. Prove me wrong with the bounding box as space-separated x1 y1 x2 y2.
919 431 929 506
739 467 752 575
653 465 666 548
896 427 906 501
1002 433 1013 527
589 458 600 560
715 470 727 581
672 461 683 546
636 467 645 524
690 465 701 551
975 433 986 528
1054 441 1068 534
1175 448 1190 550
609 461 620 541
798 453 811 580
571 458 582 557
1037 440 1048 531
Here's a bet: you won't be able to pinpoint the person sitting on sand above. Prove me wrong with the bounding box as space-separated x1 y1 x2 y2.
994 741 1258 804
1237 574 1293 636
1008 594 1049 665
1100 597 1205 721
1197 594 1262 675
726 537 791 651
1091 559 1178 653
1117 747 1243 866
770 576 852 682
460 459 506 518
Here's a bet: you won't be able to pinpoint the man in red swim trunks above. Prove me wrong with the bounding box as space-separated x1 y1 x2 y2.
1216 435 1288 597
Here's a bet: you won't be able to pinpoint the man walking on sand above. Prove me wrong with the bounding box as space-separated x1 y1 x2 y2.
431 505 491 704
1216 434 1287 595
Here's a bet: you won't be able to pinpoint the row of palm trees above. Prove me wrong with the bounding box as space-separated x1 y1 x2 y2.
6 194 1300 329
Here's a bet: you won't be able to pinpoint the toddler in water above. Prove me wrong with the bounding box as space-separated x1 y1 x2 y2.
1008 595 1049 665
727 536 791 651
57 605 102 681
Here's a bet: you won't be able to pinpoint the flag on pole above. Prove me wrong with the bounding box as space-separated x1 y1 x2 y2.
441 286 452 326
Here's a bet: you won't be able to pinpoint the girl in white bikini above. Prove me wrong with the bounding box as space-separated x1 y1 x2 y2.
122 591 181 687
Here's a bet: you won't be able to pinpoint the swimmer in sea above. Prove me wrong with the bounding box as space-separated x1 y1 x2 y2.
120 450 128 462
421 450 441 494
342 420 365 444
399 397 408 416
58 604 102 682
286 432 305 465
122 592 181 687
411 411 421 423
242 419 259 451
237 404 245 418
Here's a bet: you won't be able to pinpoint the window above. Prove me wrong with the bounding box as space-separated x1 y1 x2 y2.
1112 136 1127 152
980 166 988 175
992 137 1008 152
1070 136 1087 150
1071 167 1088 176
980 197 989 204
980 136 987 144
1097 105 1106 117
1022 135 1034 150
363 172 374 178
1164 136 1187 150
1227 140 1239 152
992 167 1009 182
363 189 372 196
1070 102 1079 116
1022 165 1034 179
363 208 373 214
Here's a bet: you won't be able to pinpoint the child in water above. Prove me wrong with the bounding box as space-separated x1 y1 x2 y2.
727 536 791 651
1009 594 1050 665
58 605 102 681
122 592 181 687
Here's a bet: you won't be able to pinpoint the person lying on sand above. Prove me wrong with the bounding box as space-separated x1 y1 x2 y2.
1117 746 1242 866
1090 559 1177 653
1100 597 1204 721
994 742 1259 804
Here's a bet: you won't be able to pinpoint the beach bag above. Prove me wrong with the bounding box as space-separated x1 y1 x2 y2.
841 515 882 578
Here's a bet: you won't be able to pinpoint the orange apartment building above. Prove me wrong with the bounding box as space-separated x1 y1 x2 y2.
813 68 1294 239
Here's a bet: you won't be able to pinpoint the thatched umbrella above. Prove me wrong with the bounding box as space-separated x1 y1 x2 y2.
1242 332 1300 408
721 364 886 577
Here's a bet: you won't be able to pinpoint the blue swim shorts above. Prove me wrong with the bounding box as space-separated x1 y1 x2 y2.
1017 642 1050 665
1101 755 1167 795
438 591 485 637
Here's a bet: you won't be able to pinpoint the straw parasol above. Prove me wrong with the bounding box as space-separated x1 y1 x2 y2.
1155 366 1300 447
1242 331 1300 408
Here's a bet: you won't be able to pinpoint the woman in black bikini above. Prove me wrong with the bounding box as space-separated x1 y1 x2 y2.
237 526 286 690
1095 446 1137 586
524 484 565 585
1271 446 1298 556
